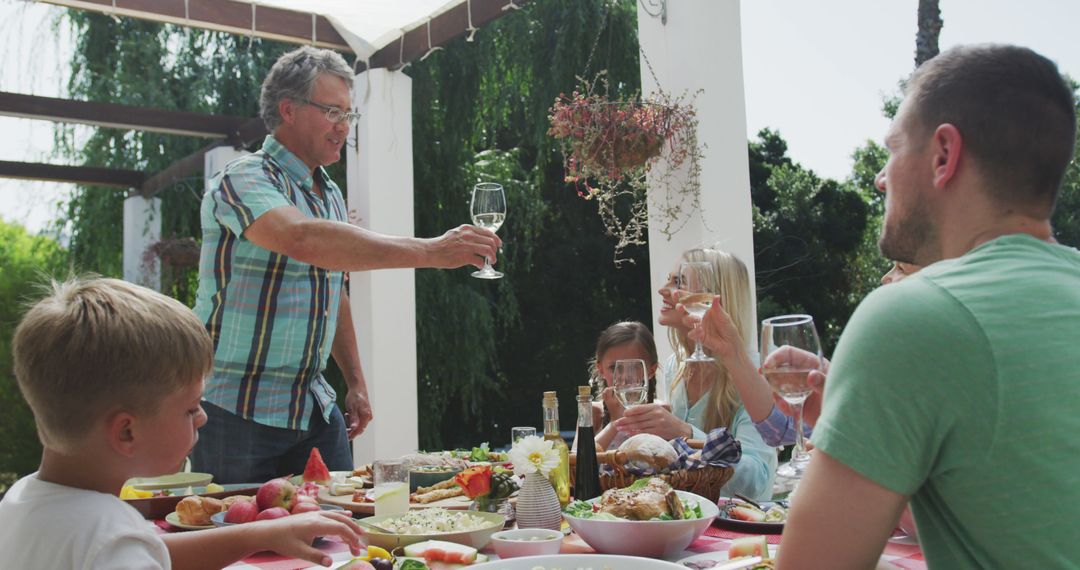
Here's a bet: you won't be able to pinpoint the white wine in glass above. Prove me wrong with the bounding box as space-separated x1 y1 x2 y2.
679 261 716 362
760 314 824 481
614 359 648 408
470 182 506 279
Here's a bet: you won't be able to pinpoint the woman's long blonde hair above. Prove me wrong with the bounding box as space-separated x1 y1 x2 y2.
667 248 754 432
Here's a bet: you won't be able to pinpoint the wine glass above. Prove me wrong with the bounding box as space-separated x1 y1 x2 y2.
679 261 716 362
760 314 824 480
613 359 648 409
470 182 506 279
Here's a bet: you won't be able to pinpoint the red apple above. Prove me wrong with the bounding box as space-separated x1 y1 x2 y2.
256 507 291 521
256 478 297 511
223 499 259 524
291 501 321 515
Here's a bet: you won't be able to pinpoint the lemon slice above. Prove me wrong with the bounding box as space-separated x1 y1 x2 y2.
363 546 392 560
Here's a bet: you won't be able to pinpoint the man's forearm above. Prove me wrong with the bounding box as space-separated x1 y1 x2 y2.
331 292 368 394
291 218 430 272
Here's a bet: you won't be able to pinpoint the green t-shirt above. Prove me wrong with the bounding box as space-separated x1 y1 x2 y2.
814 234 1080 568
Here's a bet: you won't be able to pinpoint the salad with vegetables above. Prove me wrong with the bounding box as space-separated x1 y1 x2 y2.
564 478 705 521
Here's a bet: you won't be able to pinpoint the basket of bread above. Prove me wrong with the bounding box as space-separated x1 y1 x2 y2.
571 431 739 501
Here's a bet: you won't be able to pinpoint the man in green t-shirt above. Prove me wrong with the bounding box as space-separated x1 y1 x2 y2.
775 45 1080 568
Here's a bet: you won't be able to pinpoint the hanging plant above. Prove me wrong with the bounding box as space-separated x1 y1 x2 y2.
548 72 704 264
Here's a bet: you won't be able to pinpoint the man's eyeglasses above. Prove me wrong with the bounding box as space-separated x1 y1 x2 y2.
301 99 361 126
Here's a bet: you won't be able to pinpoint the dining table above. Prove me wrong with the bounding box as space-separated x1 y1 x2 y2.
154 518 926 570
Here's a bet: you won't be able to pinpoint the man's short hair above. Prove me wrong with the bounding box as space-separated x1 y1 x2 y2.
905 44 1076 212
260 46 354 131
12 277 213 453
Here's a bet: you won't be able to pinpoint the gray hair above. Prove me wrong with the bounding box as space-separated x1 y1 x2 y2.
259 46 354 131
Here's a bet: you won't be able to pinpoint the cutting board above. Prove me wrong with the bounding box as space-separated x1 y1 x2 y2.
318 488 476 515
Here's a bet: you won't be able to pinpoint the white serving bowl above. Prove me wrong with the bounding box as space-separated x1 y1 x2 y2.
358 510 504 551
563 490 719 558
470 554 686 569
490 528 563 558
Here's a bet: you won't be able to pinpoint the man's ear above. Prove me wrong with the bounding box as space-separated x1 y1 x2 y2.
278 98 296 126
931 123 963 189
105 410 138 458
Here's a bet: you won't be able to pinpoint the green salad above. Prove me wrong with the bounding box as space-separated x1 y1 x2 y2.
563 479 704 521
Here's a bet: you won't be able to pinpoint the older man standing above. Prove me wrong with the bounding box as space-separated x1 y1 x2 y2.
192 46 500 484
776 45 1079 568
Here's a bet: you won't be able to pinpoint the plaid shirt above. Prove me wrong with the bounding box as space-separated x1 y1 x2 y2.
194 136 347 430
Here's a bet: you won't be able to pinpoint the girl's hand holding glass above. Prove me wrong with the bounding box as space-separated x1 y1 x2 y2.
613 403 692 440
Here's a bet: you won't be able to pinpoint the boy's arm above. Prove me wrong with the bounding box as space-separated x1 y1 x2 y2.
776 450 907 570
162 510 363 569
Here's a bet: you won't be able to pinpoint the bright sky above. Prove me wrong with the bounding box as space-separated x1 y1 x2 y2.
1 0 1079 234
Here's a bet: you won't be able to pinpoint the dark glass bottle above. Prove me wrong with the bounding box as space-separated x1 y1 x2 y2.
574 385 602 501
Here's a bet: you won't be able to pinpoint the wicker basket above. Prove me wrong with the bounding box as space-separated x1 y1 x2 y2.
569 441 734 501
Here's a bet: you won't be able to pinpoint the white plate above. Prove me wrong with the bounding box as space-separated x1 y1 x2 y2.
471 554 686 569
677 550 774 569
164 511 214 530
127 472 213 491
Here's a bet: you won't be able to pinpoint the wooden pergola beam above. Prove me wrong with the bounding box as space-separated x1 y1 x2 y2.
362 0 533 71
0 160 145 189
0 91 254 139
140 117 266 198
39 0 351 52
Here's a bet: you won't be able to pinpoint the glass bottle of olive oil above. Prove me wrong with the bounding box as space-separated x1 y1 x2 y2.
542 391 571 506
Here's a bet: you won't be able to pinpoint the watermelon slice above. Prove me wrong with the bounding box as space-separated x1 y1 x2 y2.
403 541 479 565
303 447 331 484
729 535 769 559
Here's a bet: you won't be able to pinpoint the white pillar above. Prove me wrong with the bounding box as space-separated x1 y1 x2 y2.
639 0 758 361
346 68 418 466
123 195 161 290
204 146 248 189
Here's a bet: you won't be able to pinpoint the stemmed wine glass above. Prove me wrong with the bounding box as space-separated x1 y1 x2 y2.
470 182 505 279
613 359 648 409
760 314 824 480
679 261 716 362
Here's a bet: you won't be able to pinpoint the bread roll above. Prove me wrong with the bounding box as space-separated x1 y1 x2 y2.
221 495 254 509
617 433 678 472
176 495 224 526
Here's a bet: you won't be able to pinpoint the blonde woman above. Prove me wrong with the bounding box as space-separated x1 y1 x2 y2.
614 248 777 501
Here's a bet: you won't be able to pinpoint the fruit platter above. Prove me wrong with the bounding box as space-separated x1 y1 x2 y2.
712 497 787 534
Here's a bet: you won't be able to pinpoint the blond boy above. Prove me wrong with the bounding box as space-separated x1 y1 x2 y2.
0 277 363 569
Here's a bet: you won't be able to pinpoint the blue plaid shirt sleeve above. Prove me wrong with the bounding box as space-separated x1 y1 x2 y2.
754 405 813 447
210 157 293 237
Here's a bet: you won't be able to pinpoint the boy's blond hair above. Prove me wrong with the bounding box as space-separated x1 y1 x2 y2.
12 277 213 453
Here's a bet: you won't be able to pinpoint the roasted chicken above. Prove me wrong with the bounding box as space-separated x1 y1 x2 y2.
596 478 685 520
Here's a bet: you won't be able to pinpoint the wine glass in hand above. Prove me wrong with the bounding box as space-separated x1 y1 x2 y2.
760 314 824 480
613 359 648 409
470 182 505 279
679 261 716 362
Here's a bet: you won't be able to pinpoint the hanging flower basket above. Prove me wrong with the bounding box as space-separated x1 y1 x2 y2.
548 73 704 265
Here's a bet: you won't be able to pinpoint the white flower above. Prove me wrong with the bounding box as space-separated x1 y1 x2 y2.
508 435 561 477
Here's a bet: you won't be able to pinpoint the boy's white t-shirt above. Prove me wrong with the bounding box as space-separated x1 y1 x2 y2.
0 473 170 570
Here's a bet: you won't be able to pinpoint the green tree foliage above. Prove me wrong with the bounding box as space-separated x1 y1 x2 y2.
0 221 67 483
408 0 653 448
749 130 874 351
56 13 291 302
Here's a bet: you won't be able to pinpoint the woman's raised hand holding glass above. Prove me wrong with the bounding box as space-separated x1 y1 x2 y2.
679 261 716 362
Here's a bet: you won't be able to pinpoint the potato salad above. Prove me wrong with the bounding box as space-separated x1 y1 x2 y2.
380 508 491 534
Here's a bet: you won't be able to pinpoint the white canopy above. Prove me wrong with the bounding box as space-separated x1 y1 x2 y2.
41 0 515 63
243 0 468 60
